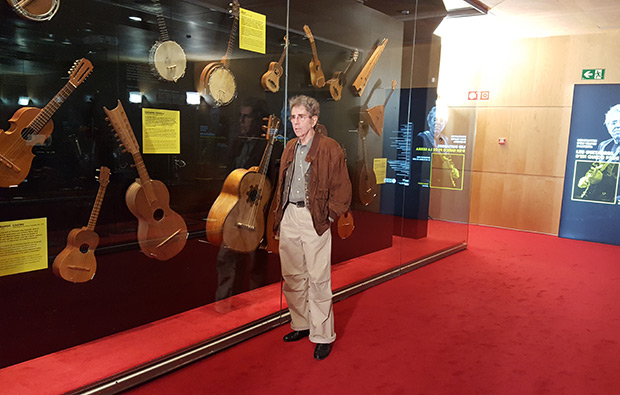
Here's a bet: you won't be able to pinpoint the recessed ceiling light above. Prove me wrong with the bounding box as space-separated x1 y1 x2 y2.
129 16 142 22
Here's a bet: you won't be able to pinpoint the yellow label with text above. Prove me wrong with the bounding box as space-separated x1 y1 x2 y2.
239 7 266 54
142 108 181 154
0 217 48 277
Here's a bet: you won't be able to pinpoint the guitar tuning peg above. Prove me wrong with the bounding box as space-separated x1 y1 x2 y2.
261 125 267 130
130 164 136 168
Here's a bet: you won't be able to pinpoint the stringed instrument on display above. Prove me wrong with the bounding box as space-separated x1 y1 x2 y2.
149 0 187 82
357 120 377 206
302 25 325 88
198 0 239 107
207 115 281 253
7 0 59 21
352 38 387 96
52 167 110 283
366 80 397 137
326 49 358 101
261 35 288 93
0 58 93 188
337 210 355 239
103 100 188 261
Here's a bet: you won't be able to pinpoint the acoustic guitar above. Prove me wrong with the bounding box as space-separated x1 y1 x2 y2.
52 167 110 283
302 25 325 88
198 0 239 107
7 0 59 21
358 120 377 206
261 35 288 93
149 0 187 82
0 58 93 188
103 100 188 261
207 115 281 253
326 49 358 101
352 38 387 96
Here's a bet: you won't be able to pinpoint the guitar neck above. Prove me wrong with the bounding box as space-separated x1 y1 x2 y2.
309 39 320 63
87 182 108 231
277 45 287 66
132 152 152 185
29 81 76 137
258 135 276 176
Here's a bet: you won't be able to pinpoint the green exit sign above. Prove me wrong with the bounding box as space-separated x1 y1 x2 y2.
582 69 605 80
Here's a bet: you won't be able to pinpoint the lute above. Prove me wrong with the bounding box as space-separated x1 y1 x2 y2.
104 100 188 261
0 58 93 188
302 24 325 88
326 49 358 101
261 35 288 93
352 38 387 96
358 120 377 206
366 80 397 137
52 167 110 283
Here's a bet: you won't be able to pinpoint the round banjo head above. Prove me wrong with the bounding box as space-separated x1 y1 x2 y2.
205 66 237 107
8 0 60 21
149 40 187 82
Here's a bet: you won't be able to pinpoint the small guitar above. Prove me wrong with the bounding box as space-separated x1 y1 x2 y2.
0 58 93 188
207 115 281 253
326 49 358 101
352 38 388 96
198 0 239 107
261 35 288 93
149 0 187 82
302 25 325 88
366 80 397 137
358 120 377 206
52 167 110 283
104 100 188 261
7 0 60 21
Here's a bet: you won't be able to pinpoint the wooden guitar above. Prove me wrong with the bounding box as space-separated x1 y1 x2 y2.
302 25 325 88
7 0 59 21
366 80 397 137
52 167 110 283
352 38 388 96
358 120 377 206
103 100 188 261
326 49 358 101
198 0 239 107
0 58 93 188
261 35 288 93
207 115 281 253
149 0 186 82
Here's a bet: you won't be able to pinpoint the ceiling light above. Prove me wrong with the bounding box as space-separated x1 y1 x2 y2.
129 16 142 22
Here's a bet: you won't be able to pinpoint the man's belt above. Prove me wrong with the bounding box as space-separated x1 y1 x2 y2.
290 201 305 208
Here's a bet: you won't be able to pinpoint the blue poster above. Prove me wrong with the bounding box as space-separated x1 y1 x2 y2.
559 84 620 245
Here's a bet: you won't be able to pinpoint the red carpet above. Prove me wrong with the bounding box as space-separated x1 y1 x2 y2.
127 226 620 395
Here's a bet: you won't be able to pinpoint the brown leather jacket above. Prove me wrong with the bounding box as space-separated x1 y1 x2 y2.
272 130 352 236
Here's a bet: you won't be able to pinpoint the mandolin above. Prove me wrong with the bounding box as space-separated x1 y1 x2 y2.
352 38 387 97
103 100 188 261
326 49 358 101
0 58 93 188
261 35 288 93
207 115 281 253
302 24 325 88
358 120 377 206
366 80 397 137
7 0 59 21
198 0 239 107
337 210 355 239
149 0 187 82
52 166 110 283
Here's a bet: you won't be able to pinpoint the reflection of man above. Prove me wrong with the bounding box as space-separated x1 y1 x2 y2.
598 104 620 157
271 95 351 360
416 106 448 149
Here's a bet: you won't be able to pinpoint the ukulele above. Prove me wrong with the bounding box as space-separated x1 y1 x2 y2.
366 80 397 137
207 115 281 253
7 0 59 21
302 25 325 88
352 38 388 96
326 49 358 101
0 58 93 188
52 167 110 283
198 0 239 107
103 100 188 261
261 35 288 93
149 0 187 82
358 120 377 206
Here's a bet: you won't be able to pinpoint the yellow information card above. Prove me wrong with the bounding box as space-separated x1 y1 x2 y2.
239 7 266 55
142 108 181 154
0 217 48 277
374 158 387 184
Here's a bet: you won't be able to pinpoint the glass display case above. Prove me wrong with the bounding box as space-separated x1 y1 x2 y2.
0 0 474 391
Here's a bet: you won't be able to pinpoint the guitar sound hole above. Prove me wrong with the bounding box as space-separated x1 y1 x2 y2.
153 208 164 221
246 186 261 205
21 127 34 140
79 244 90 254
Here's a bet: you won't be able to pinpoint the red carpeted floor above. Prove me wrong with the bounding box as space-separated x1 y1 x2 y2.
127 225 620 395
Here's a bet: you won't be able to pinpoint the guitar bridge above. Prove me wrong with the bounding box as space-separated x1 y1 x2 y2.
236 223 255 231
0 154 21 172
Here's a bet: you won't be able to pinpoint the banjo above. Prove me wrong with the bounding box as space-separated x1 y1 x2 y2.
149 0 187 83
7 0 59 21
198 0 239 107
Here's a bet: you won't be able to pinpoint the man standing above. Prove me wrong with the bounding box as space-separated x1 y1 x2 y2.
271 95 351 360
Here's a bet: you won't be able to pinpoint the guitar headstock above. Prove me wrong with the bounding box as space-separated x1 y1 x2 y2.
262 114 281 140
351 49 359 63
68 58 94 88
103 100 141 156
303 25 314 42
97 166 111 187
391 80 397 90
283 34 289 48
229 0 240 19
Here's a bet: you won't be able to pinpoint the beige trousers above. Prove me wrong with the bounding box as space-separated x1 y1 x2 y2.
279 204 335 344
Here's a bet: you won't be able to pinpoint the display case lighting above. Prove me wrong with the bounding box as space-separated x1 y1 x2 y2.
18 96 29 106
128 91 143 104
186 92 201 105
129 16 142 22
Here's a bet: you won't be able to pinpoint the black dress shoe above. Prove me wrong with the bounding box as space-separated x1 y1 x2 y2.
283 329 310 342
314 343 332 360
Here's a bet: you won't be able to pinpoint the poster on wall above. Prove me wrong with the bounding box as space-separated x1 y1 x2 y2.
559 84 620 246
